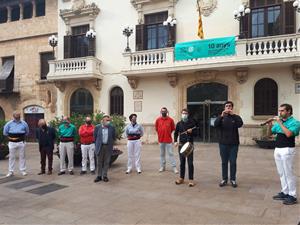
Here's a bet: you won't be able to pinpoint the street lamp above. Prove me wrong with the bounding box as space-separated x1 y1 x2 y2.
233 5 251 39
163 16 177 47
48 35 58 59
86 29 96 39
122 26 133 52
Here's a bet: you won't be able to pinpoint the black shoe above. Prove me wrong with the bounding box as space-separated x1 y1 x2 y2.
103 177 109 182
219 180 227 187
94 176 102 183
38 171 45 175
58 171 66 176
90 170 95 175
283 195 297 205
230 180 238 188
80 171 87 175
47 171 52 175
69 171 74 175
273 192 289 201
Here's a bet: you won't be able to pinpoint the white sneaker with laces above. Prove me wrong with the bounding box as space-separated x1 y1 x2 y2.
173 167 179 174
6 172 14 177
21 171 28 176
159 167 165 172
125 169 131 174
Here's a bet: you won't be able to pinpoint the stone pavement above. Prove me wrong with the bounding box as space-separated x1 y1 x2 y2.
0 143 299 225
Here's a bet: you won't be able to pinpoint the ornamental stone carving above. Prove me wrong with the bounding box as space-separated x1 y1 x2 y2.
72 0 85 11
54 82 65 92
292 64 300 81
128 77 139 89
194 70 218 81
235 68 248 84
197 0 217 17
167 73 178 88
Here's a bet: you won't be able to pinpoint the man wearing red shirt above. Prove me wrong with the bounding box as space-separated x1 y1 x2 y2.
155 107 178 174
79 117 95 175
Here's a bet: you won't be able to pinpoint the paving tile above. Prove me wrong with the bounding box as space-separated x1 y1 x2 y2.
0 176 23 184
26 183 67 195
5 179 43 190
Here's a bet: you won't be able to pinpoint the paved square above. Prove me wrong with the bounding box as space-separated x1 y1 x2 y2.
0 143 299 224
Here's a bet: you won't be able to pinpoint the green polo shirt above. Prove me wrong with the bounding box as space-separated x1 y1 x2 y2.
271 116 300 136
58 123 76 138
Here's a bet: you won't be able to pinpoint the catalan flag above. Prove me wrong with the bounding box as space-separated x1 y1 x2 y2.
197 1 204 39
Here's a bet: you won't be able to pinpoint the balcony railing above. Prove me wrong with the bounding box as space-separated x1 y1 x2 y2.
123 34 300 75
47 56 102 81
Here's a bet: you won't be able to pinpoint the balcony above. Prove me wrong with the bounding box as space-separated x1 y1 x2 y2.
122 34 300 76
47 56 102 81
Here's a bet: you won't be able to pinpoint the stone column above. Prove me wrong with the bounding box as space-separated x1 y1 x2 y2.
19 3 23 20
7 6 11 22
32 0 36 17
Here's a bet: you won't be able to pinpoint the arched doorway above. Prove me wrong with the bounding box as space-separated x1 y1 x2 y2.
0 107 5 120
187 82 228 142
110 86 124 115
24 105 45 141
70 88 93 115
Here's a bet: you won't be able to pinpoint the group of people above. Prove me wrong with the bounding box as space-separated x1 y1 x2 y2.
2 102 300 205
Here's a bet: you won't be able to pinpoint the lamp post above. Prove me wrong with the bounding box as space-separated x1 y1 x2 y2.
86 29 96 39
163 16 177 47
86 29 96 56
293 0 300 32
48 35 58 59
122 27 133 52
233 5 251 39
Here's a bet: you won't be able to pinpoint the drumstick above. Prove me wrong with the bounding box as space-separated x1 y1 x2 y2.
179 126 197 136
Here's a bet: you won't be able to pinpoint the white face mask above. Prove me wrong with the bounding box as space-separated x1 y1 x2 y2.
181 114 188 121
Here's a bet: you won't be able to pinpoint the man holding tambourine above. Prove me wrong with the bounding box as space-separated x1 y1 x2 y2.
174 108 197 187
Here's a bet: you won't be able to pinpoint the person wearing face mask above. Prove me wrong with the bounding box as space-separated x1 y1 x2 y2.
79 117 96 175
174 108 197 187
3 111 29 177
155 107 178 174
58 116 77 175
94 115 116 183
125 114 144 174
35 119 56 175
214 101 243 188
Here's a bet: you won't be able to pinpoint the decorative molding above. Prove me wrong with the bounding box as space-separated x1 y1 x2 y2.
235 67 248 84
128 77 139 89
131 0 179 24
167 73 178 88
292 64 300 81
94 79 102 91
194 70 218 81
241 0 249 6
197 0 217 17
54 82 65 92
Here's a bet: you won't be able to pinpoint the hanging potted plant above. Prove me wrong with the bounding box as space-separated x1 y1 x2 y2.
0 120 9 160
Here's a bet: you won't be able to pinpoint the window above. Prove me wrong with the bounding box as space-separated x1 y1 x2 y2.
40 52 54 80
36 0 45 17
242 0 295 38
0 57 15 92
0 8 8 23
11 5 20 21
23 2 33 19
71 25 89 58
110 87 124 115
70 89 93 115
254 78 278 115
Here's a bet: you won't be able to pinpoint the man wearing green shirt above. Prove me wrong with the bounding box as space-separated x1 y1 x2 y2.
271 104 300 205
58 116 77 175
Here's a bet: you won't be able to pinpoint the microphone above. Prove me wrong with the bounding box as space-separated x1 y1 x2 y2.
260 118 275 126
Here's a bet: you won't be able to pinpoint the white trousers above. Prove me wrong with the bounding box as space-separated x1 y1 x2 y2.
81 143 95 171
8 141 26 172
274 147 297 197
127 140 141 172
59 142 74 172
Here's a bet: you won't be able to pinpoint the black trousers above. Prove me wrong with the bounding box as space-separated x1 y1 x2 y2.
40 146 53 172
97 145 111 178
178 144 194 180
219 144 239 181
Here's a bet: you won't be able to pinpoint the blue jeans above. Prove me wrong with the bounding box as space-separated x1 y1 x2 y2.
219 144 239 181
159 143 176 168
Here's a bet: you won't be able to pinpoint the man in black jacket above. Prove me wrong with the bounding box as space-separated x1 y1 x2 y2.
174 108 197 187
214 101 243 188
36 119 56 175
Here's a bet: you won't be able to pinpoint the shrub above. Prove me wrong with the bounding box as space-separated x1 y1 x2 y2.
0 120 8 145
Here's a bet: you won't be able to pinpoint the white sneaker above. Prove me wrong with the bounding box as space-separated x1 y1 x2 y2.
6 172 14 177
173 167 179 174
125 169 131 174
21 171 28 176
159 167 165 172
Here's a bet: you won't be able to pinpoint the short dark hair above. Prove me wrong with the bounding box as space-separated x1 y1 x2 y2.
129 113 137 121
224 101 234 108
280 103 293 115
161 107 168 111
181 108 189 113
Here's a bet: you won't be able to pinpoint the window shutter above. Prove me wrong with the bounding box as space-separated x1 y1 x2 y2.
135 24 145 51
283 2 295 34
242 14 249 38
88 38 96 56
64 35 72 59
169 24 176 47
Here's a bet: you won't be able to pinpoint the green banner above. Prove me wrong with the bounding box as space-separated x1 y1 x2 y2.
175 36 236 61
